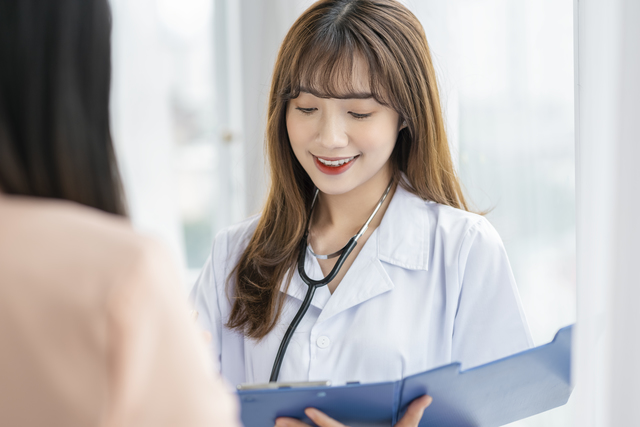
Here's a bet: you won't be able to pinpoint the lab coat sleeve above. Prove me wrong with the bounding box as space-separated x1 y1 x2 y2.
189 219 256 386
451 217 533 369
189 246 223 367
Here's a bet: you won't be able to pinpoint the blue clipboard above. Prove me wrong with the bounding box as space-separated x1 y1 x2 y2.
238 325 573 427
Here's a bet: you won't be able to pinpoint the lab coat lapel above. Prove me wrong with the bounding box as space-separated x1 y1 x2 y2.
314 184 430 322
316 231 395 323
376 184 430 271
279 182 429 320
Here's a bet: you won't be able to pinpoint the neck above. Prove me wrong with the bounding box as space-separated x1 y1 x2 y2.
312 167 395 236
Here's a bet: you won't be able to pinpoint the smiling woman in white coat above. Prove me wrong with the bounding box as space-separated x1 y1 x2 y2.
191 1 533 426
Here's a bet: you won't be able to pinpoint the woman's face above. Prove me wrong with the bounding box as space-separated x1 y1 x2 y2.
286 60 403 196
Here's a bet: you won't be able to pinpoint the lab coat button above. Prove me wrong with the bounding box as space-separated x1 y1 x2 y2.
316 336 330 349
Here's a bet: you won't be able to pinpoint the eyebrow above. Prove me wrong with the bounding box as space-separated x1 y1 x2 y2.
299 87 374 100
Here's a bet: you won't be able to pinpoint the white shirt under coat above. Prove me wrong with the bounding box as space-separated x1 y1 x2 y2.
190 184 533 387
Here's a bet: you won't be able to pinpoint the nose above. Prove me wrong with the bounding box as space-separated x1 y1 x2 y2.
317 112 348 150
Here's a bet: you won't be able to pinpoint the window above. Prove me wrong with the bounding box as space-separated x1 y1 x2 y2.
409 0 576 425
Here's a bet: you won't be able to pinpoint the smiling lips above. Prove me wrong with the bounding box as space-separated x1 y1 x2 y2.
313 155 359 175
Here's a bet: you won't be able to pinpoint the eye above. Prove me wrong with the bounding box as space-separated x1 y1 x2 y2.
296 107 316 115
349 112 372 120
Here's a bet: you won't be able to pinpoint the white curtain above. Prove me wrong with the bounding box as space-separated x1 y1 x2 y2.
575 0 640 425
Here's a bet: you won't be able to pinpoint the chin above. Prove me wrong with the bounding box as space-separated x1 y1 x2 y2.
309 175 360 196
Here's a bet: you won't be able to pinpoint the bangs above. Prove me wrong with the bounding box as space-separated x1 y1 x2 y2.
281 27 391 106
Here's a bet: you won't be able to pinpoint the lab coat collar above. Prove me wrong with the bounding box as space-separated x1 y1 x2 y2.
316 232 395 323
280 179 430 314
283 229 396 321
376 181 430 271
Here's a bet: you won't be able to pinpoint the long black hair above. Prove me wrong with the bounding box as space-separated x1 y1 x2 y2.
0 0 126 215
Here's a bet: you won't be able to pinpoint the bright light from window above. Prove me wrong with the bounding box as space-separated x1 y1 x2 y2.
156 0 213 40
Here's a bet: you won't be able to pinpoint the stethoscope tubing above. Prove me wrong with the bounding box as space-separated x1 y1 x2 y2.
269 237 358 382
269 282 316 383
268 180 393 383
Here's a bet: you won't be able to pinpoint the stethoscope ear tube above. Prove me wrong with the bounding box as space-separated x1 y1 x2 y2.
269 237 358 382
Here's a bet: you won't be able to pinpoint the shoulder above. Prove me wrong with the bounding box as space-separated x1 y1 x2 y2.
214 214 261 250
380 186 501 271
425 200 484 229
422 203 504 266
0 194 169 291
191 214 261 319
212 214 260 257
394 185 506 264
406 197 508 275
209 214 261 276
425 201 498 243
394 185 494 244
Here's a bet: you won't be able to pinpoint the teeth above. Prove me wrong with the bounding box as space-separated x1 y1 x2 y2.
317 156 356 167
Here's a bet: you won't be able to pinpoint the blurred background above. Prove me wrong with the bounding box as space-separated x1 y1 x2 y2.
109 1 576 425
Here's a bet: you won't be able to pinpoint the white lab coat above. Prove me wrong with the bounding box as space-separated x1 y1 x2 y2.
190 184 533 387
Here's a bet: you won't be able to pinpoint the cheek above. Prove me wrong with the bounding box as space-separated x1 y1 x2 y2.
286 115 310 153
356 122 398 156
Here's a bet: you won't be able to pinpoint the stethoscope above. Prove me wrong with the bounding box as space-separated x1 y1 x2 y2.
269 179 394 382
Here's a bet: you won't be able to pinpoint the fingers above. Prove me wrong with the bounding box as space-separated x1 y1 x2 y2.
304 408 347 427
395 395 433 427
275 399 431 427
275 417 310 427
275 409 346 427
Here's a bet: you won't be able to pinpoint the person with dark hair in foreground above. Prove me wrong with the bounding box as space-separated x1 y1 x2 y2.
0 1 240 426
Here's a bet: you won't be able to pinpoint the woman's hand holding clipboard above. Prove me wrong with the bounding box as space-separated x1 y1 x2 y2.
274 395 433 427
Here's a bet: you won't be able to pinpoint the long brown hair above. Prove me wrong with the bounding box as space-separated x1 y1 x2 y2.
227 0 468 339
0 0 126 216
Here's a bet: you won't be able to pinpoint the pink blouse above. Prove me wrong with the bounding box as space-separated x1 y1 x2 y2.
0 192 240 427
